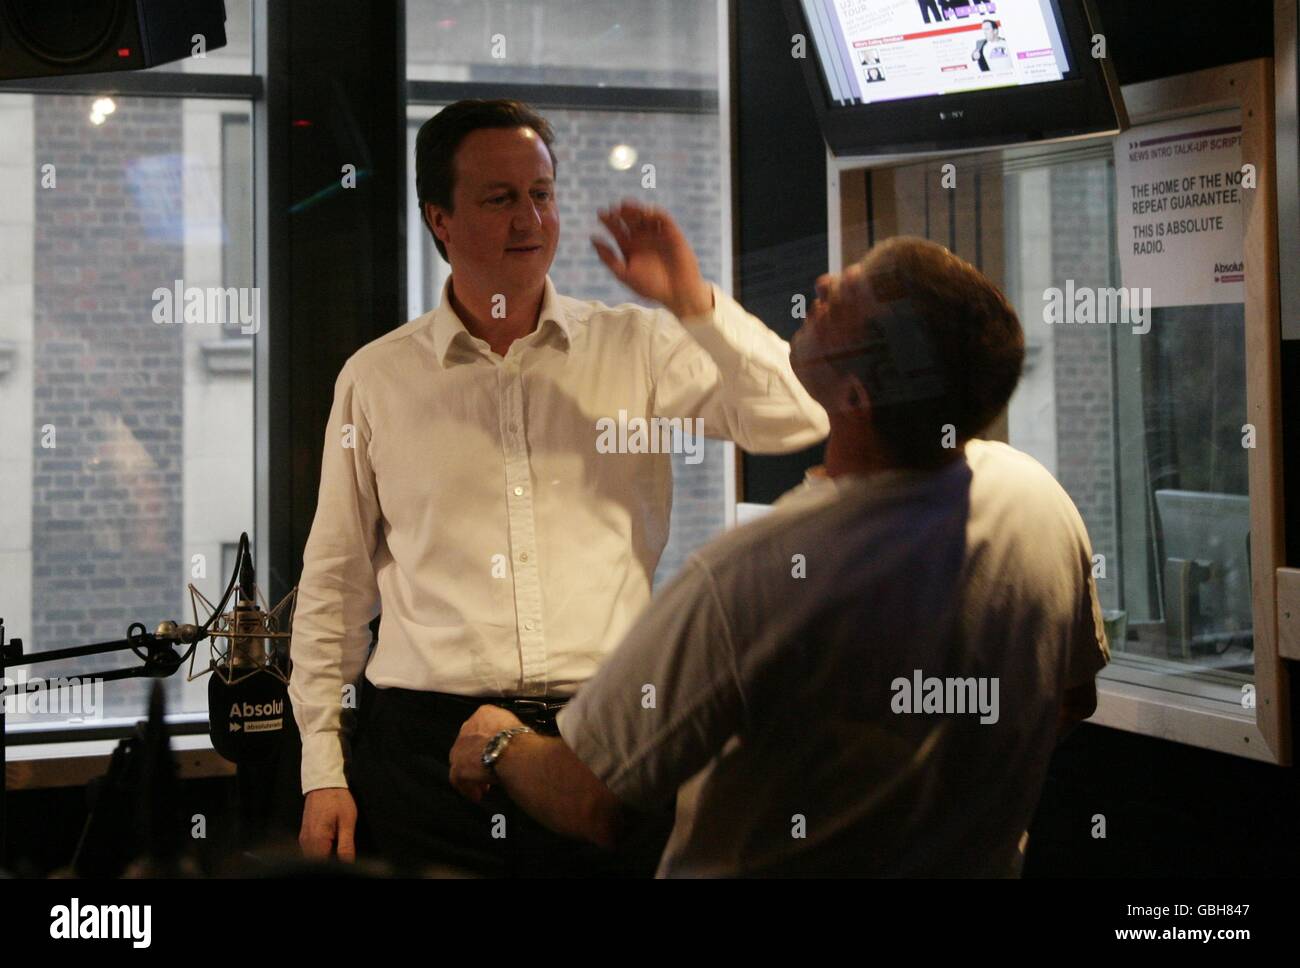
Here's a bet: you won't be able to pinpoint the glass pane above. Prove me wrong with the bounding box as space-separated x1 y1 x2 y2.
405 102 729 586
1002 149 1254 707
406 0 718 87
0 93 255 732
1116 304 1252 684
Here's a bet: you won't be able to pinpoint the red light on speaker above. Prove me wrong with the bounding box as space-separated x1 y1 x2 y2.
117 48 131 58
291 119 313 128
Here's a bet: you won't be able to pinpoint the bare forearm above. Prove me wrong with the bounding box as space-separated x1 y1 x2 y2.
494 733 624 848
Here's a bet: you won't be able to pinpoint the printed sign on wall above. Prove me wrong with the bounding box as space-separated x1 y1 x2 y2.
1114 109 1245 308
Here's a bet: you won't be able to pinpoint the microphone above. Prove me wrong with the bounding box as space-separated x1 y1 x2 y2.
203 538 295 764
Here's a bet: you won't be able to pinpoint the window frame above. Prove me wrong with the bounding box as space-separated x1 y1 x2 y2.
0 2 266 773
1082 59 1287 763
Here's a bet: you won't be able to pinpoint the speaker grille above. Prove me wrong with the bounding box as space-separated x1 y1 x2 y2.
6 0 127 65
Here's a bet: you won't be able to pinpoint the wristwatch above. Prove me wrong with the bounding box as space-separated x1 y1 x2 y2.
481 726 533 771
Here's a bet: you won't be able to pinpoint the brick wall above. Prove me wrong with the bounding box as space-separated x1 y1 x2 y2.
31 95 185 716
1049 161 1117 608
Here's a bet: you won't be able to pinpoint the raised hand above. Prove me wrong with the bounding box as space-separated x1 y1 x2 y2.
591 199 713 319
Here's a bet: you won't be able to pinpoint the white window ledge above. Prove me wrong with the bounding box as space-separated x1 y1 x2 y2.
1091 679 1273 762
5 732 235 790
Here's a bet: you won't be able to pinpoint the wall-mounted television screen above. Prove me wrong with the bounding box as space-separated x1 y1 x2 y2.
784 0 1126 156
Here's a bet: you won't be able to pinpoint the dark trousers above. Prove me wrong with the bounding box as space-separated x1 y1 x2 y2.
351 679 672 877
918 0 942 22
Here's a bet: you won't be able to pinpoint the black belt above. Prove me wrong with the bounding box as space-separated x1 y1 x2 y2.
373 685 569 735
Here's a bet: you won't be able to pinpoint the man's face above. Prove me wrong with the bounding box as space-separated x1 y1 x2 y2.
427 125 559 292
791 260 877 411
982 22 996 41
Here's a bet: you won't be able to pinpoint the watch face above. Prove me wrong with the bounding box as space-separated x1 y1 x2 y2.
482 727 530 769
483 728 518 767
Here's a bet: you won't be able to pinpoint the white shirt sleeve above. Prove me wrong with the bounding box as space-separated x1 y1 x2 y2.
288 358 383 794
650 283 830 453
1065 529 1109 689
556 556 748 808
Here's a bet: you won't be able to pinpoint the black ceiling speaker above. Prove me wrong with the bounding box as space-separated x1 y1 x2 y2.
0 0 227 80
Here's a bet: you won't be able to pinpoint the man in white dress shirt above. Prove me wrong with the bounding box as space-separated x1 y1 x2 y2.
446 236 1109 876
291 99 829 874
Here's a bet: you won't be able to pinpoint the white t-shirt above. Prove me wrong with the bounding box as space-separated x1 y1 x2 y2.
557 439 1108 876
987 38 1013 73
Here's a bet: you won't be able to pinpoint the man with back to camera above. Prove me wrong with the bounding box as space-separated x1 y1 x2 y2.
289 99 829 875
446 236 1110 876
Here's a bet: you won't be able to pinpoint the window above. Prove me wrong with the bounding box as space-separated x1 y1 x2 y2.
405 0 734 586
1 1 260 738
1003 152 1254 708
405 0 717 87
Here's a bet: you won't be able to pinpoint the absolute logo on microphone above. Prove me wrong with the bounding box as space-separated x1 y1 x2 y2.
227 698 285 733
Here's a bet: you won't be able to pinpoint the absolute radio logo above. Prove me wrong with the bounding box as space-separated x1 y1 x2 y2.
227 697 285 733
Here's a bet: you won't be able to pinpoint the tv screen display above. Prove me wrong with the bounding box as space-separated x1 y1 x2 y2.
805 0 1072 106
786 0 1125 155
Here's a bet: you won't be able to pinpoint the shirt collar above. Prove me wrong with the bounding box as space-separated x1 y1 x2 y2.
784 456 967 507
431 274 572 364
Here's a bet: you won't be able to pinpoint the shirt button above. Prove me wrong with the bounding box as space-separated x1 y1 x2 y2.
513 485 524 496
525 620 536 631
519 552 528 562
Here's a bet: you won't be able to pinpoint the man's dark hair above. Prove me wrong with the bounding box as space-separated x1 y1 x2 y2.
832 236 1024 469
414 99 558 262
